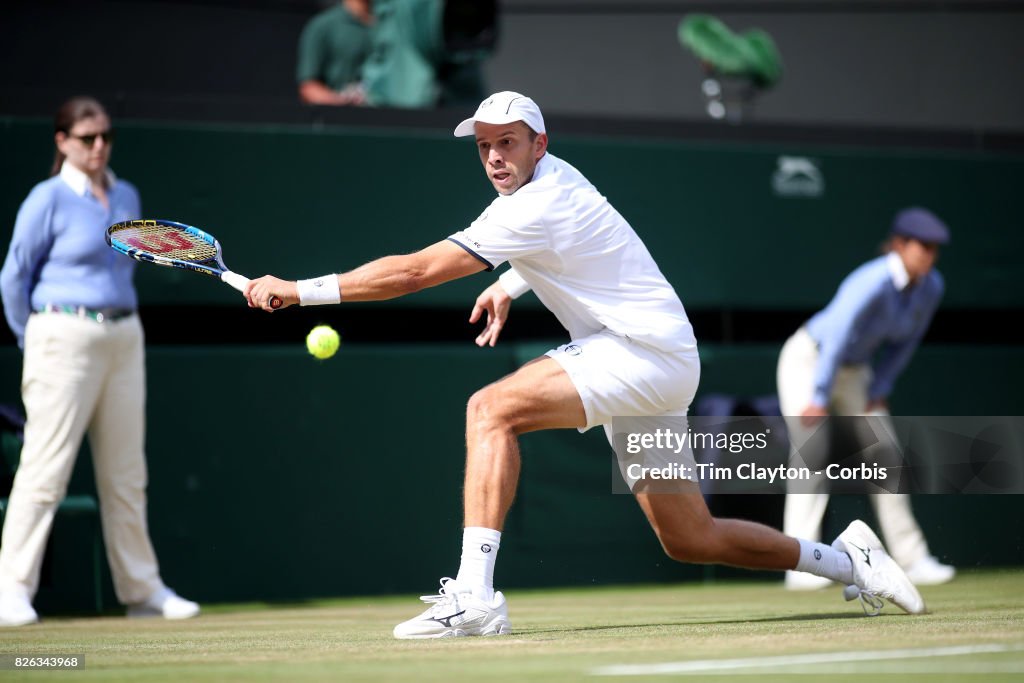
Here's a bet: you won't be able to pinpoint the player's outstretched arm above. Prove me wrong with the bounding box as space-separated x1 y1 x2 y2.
470 281 512 348
244 240 487 311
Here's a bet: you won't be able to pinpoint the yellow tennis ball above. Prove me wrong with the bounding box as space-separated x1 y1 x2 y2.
306 325 340 360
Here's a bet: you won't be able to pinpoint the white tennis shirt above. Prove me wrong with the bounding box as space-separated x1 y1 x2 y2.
449 152 697 354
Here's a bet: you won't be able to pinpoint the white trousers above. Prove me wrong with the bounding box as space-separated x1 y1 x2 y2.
776 327 929 568
0 312 164 604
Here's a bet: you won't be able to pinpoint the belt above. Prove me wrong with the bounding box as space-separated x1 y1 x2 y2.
36 304 135 323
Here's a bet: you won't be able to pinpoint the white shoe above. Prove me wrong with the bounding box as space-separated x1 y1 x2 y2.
832 520 926 615
393 577 512 639
127 587 200 620
0 591 38 627
904 555 955 586
784 570 833 591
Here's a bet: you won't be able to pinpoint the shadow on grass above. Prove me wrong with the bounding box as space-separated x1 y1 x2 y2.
520 611 883 636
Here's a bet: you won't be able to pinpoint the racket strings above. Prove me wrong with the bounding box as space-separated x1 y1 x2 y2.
112 224 218 263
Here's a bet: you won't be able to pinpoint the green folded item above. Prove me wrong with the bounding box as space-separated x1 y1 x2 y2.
678 14 782 87
742 29 783 86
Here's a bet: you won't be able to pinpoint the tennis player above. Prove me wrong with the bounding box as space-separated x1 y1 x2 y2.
245 91 926 637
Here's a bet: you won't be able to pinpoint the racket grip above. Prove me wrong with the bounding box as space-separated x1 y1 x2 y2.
221 271 250 292
222 271 282 309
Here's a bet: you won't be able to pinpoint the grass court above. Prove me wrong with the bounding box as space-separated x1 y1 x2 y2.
1 569 1022 681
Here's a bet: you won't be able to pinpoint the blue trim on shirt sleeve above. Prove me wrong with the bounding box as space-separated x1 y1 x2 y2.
447 237 495 272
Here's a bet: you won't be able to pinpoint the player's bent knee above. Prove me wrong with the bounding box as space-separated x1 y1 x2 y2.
658 530 719 564
466 385 514 430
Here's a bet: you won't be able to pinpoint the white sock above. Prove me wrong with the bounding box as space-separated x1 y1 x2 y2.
455 526 501 602
795 539 854 585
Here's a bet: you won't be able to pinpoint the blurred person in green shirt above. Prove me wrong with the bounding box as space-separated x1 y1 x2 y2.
296 0 375 106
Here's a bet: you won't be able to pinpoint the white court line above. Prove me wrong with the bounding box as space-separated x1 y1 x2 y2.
591 643 1023 676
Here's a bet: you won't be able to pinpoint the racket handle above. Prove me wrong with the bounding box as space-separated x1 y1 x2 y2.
221 270 250 292
222 271 283 309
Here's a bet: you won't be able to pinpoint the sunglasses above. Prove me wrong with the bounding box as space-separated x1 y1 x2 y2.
68 130 116 147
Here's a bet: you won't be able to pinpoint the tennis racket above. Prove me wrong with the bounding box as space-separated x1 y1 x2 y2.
105 219 281 309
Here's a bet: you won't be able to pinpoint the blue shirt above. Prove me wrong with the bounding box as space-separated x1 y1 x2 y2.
1 164 141 348
805 253 944 407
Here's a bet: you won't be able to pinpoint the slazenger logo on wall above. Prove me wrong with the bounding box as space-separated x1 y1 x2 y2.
772 156 824 198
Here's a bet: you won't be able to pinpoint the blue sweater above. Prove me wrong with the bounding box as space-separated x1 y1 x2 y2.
1 171 141 348
805 253 944 407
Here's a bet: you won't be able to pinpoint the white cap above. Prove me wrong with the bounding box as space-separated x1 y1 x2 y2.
453 91 546 138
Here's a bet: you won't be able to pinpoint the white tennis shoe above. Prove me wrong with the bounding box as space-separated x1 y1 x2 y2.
393 577 512 639
832 520 926 615
127 587 200 620
784 570 833 591
0 591 38 627
904 555 956 586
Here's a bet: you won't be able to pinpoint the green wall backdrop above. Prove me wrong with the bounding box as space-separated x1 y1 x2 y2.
1 343 1021 610
1 117 1022 310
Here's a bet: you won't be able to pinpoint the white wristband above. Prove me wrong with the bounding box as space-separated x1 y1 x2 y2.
297 275 341 306
498 268 531 299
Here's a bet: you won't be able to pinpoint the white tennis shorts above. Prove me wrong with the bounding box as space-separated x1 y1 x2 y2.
545 331 700 430
545 331 701 491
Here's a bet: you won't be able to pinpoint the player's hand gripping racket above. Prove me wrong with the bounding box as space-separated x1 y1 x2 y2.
105 219 281 309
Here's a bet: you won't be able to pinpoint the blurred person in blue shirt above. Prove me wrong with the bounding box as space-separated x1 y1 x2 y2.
777 207 956 590
0 96 199 626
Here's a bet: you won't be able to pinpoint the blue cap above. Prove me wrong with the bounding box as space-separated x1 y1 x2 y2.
890 207 950 245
